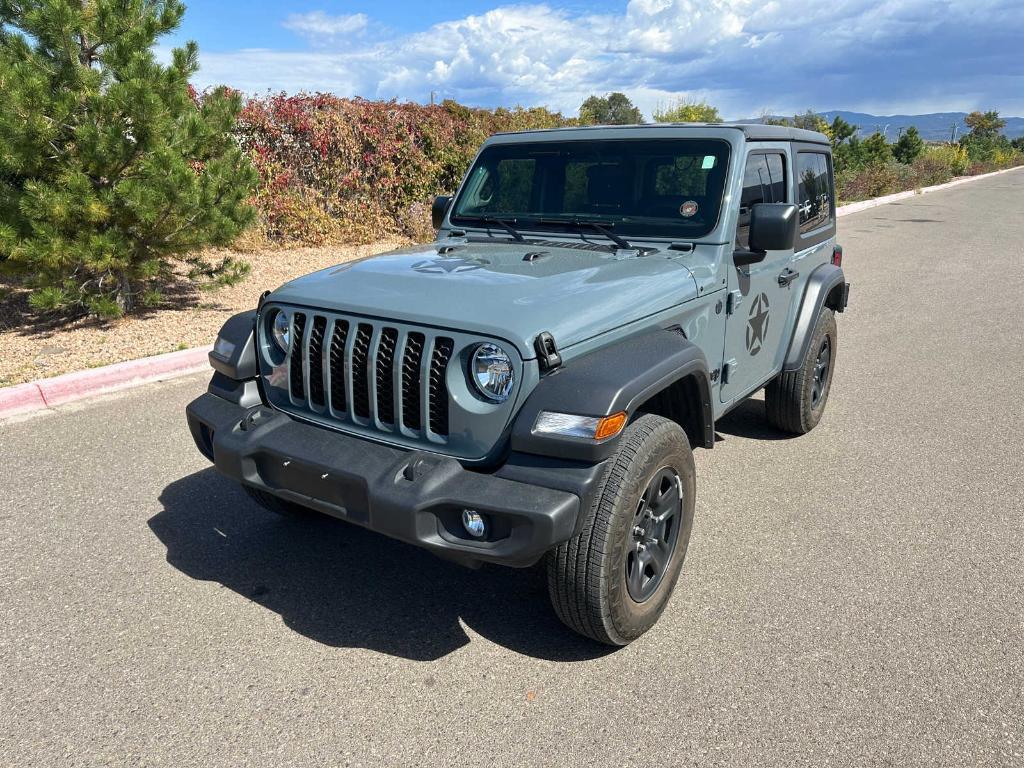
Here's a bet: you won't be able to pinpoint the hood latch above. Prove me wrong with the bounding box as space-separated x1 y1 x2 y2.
535 332 562 372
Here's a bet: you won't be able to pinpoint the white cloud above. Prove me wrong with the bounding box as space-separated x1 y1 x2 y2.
188 1 1024 117
283 12 370 45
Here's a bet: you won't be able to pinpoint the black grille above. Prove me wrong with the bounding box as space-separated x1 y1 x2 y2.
375 328 399 425
351 323 373 419
328 320 349 412
401 332 425 431
289 312 306 400
308 316 327 407
279 312 460 440
428 338 454 436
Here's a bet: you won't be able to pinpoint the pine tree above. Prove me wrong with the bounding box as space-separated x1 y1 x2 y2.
0 0 257 317
892 126 924 164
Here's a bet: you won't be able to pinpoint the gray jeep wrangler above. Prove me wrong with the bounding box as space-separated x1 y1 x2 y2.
186 123 849 645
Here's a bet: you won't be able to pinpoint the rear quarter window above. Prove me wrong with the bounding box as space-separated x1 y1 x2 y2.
796 152 834 235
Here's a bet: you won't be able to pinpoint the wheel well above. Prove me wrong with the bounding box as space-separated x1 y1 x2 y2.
634 374 710 448
825 282 846 312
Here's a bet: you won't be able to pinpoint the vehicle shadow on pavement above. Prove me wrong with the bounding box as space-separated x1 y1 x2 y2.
152 469 615 662
713 397 796 442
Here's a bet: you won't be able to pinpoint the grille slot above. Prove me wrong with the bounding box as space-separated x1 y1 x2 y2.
375 327 399 425
428 338 455 436
351 323 373 419
289 312 307 400
328 320 349 413
307 316 327 407
401 332 426 431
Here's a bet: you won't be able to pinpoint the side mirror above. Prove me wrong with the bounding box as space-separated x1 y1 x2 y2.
734 203 799 266
432 195 453 230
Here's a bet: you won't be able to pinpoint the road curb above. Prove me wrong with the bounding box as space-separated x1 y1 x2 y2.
836 165 1023 217
1 345 212 420
2 163 1022 421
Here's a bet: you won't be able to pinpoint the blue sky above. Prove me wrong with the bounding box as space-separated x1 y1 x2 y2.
167 0 1024 119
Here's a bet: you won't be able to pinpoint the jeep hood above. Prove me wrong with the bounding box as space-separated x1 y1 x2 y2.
269 240 702 359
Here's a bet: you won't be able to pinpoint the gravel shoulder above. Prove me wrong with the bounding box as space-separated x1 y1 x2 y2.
0 241 403 387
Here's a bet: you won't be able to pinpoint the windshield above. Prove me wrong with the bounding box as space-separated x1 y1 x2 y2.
451 138 731 240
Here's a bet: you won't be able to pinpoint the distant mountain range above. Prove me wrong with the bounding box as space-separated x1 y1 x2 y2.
743 111 1024 142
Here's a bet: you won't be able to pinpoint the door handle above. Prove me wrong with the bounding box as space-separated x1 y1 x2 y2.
778 268 800 286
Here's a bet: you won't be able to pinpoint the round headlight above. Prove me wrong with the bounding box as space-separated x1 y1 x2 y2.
470 343 514 402
271 309 291 352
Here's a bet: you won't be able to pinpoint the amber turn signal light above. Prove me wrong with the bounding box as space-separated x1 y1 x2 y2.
594 412 627 440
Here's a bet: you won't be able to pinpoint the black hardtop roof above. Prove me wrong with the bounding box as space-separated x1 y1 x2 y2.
492 122 831 146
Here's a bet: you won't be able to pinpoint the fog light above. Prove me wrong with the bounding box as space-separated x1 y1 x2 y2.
461 509 487 538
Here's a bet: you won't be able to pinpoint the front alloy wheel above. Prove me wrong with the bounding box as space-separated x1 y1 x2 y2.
626 468 683 603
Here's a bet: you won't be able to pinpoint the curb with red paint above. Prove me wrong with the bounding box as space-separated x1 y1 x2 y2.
0 345 211 420
2 164 1022 421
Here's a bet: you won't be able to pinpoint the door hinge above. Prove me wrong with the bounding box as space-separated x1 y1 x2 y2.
722 359 737 384
726 290 743 315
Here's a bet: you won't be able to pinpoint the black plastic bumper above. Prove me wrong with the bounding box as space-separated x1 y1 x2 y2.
185 393 589 567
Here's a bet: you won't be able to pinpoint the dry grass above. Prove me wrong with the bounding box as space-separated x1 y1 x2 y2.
0 240 404 387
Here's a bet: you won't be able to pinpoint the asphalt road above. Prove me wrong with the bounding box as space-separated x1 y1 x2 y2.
3 170 1023 767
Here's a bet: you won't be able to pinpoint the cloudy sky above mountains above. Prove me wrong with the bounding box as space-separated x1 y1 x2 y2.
170 0 1024 118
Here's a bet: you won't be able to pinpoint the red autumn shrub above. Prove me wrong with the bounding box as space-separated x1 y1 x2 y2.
234 95 575 245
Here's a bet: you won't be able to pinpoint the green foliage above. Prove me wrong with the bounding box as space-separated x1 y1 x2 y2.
860 132 893 166
959 109 1015 165
892 126 924 164
0 0 257 317
964 110 1006 139
764 110 829 134
578 93 643 126
827 116 857 147
653 99 721 124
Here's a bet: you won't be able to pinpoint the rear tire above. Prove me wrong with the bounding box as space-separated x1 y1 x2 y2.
765 309 837 434
243 485 315 518
546 414 696 645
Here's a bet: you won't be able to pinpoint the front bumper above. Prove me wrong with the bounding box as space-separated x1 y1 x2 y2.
185 393 585 567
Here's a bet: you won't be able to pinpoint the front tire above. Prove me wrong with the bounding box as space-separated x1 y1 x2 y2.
546 414 696 645
765 309 837 434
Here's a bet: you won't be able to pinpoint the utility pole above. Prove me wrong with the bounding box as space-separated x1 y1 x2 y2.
950 123 958 143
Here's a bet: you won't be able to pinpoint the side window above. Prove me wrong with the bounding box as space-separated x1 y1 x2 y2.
797 152 834 234
736 152 786 249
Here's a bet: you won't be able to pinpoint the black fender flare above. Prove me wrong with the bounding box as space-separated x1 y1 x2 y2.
510 329 714 462
208 310 258 380
783 263 848 372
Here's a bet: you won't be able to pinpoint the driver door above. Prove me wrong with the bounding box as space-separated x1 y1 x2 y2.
720 150 795 403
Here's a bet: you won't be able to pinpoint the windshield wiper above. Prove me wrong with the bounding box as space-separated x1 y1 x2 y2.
537 217 632 250
458 216 525 242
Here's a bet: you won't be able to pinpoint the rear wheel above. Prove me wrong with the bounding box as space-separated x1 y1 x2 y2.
765 309 837 434
243 486 315 518
546 414 696 645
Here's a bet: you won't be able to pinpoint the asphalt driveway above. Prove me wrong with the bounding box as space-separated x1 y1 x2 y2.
2 170 1022 766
